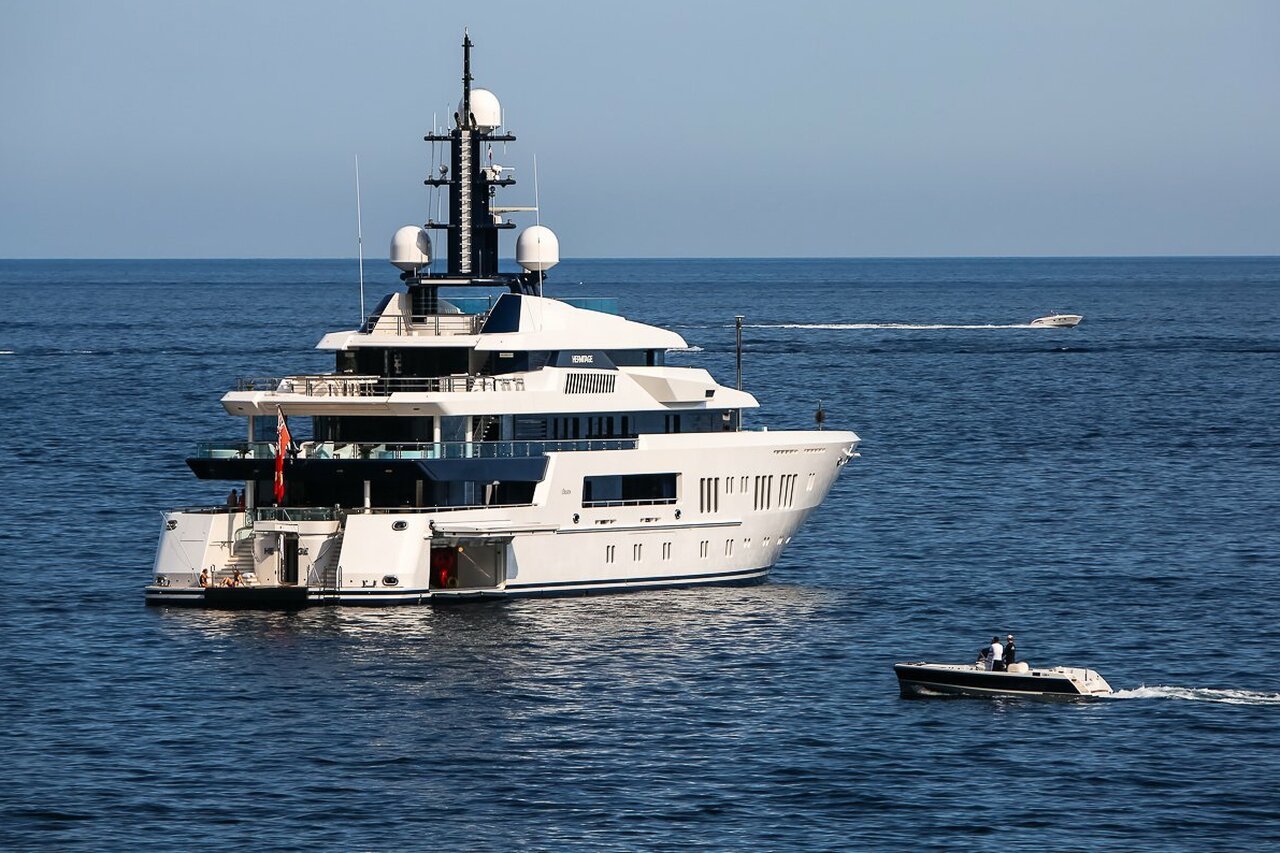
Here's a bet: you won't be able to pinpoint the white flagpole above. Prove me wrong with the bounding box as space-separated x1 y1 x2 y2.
355 155 366 322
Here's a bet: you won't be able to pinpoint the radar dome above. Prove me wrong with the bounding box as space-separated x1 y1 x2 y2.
459 88 502 131
389 226 431 272
516 225 559 273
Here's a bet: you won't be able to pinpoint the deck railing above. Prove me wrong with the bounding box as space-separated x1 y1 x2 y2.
581 497 678 508
194 438 638 461
251 506 342 522
169 502 537 524
235 374 526 396
362 313 486 337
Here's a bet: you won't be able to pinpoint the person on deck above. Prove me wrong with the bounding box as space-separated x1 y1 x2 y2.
1003 634 1017 668
988 636 1005 671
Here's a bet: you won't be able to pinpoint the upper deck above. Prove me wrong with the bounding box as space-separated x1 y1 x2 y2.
318 294 622 348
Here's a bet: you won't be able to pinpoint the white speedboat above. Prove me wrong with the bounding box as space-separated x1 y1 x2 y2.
895 662 1112 699
1029 313 1082 327
144 33 860 608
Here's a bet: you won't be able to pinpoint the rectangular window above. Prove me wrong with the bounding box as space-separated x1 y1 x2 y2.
513 416 548 440
583 473 678 507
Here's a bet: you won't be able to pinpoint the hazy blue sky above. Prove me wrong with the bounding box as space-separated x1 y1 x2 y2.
2 1 1278 258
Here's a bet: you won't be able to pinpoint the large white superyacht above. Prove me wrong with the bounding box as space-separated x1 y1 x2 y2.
146 34 860 608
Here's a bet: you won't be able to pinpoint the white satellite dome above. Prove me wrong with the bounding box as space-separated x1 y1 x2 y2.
458 88 502 131
389 225 431 272
516 225 559 272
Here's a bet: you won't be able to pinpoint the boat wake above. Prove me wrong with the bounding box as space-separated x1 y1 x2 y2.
745 322 1041 331
1108 685 1280 706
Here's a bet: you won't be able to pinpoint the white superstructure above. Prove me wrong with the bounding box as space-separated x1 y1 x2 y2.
145 33 859 608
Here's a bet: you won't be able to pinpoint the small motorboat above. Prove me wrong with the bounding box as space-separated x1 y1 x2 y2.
895 661 1112 700
1030 313 1082 328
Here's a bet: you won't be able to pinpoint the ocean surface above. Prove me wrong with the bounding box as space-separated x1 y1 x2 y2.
2 256 1279 849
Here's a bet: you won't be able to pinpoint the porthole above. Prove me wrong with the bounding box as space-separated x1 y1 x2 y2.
392 520 408 531
675 509 682 520
573 513 580 524
382 575 400 587
165 520 177 531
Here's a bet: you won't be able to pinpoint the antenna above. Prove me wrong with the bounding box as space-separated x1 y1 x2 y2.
736 315 745 430
534 154 542 296
735 315 744 390
462 29 473 129
355 155 365 322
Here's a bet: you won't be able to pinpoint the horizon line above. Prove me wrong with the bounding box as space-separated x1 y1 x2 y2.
3 253 1280 263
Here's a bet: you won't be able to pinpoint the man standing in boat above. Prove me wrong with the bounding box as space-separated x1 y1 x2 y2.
988 636 1006 671
1003 634 1017 668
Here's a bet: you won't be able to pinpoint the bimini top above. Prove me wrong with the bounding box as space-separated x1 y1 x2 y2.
474 294 686 352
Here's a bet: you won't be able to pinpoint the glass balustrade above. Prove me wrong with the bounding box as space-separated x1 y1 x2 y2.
193 438 637 460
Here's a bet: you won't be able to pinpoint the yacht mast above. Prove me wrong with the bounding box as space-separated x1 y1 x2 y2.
422 31 519 286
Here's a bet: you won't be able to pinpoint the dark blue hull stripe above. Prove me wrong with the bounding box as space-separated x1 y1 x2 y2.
503 566 764 590
145 567 769 607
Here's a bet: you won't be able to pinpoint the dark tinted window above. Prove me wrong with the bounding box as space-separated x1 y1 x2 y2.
582 473 678 506
481 293 522 333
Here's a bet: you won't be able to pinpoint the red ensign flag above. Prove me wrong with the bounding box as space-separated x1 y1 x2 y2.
274 407 292 504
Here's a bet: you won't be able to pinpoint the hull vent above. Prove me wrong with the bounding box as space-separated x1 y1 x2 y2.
565 373 616 394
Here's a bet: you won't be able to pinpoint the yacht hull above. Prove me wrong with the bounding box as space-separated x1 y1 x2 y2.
148 431 857 609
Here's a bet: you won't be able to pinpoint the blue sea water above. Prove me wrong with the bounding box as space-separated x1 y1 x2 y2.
2 257 1279 849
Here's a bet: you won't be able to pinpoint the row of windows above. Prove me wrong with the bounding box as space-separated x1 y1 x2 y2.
690 471 819 514
603 541 679 563
610 536 793 564
517 412 726 441
584 469 813 512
